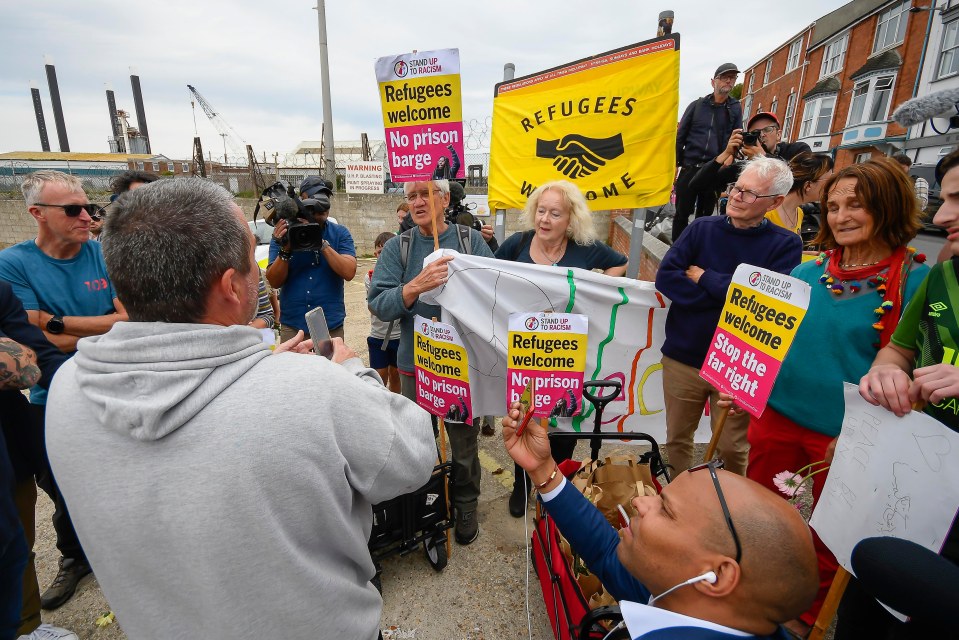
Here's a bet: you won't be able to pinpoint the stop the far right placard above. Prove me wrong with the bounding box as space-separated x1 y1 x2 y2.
699 265 811 417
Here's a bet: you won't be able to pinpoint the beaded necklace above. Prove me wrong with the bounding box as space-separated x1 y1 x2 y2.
815 247 926 347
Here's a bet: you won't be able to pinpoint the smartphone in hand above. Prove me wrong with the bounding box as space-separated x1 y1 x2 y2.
304 306 333 359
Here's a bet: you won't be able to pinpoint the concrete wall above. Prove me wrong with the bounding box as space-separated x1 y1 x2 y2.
1 195 615 257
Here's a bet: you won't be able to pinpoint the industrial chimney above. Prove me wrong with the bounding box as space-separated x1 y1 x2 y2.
30 81 51 152
105 83 125 153
129 67 151 154
44 56 70 152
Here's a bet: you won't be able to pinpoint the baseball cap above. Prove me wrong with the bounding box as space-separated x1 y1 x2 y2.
747 112 781 130
299 176 333 198
714 63 740 78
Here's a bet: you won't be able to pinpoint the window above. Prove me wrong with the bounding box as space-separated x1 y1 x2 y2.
748 73 754 93
167 162 174 172
742 95 753 125
764 59 773 85
770 98 779 120
848 75 896 126
799 95 836 138
874 1 909 53
136 162 144 170
855 152 872 163
151 162 159 171
782 93 798 141
938 21 959 79
182 162 190 172
787 38 803 72
820 34 848 78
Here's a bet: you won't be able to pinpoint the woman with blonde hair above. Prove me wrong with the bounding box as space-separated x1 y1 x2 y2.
495 180 627 517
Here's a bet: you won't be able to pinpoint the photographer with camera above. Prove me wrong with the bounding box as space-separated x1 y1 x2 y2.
265 177 357 342
446 181 498 253
689 113 811 209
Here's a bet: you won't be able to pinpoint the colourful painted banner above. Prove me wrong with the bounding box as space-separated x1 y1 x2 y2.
488 35 679 211
507 312 588 418
413 315 472 423
374 48 464 182
699 265 811 417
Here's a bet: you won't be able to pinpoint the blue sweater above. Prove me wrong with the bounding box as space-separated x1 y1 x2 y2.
655 217 802 369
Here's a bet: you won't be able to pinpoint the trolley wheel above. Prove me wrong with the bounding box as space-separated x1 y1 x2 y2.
424 533 449 571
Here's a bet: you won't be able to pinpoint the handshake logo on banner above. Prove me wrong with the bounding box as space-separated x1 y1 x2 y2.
536 134 625 179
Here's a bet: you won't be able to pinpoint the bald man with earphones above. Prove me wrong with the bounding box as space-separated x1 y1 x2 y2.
502 404 819 639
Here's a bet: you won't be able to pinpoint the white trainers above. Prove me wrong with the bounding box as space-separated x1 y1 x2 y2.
17 623 79 640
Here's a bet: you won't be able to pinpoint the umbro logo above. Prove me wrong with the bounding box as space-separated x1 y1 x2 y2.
930 301 948 318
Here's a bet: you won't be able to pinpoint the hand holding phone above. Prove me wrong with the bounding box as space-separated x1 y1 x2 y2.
304 306 333 359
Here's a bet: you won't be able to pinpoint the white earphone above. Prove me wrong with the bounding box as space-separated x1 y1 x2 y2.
647 571 717 605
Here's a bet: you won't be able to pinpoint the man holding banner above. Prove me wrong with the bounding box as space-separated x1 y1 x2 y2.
656 158 801 476
368 179 494 545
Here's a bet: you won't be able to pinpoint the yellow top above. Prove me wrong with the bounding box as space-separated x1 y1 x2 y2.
765 206 803 235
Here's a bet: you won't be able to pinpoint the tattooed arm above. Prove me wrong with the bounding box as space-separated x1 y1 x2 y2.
0 337 40 390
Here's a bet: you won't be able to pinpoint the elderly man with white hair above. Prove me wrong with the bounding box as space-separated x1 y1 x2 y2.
655 157 802 476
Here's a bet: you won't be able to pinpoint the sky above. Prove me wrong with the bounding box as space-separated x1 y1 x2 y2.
0 0 847 161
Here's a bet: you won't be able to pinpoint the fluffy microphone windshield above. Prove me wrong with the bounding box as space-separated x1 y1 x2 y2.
893 87 959 127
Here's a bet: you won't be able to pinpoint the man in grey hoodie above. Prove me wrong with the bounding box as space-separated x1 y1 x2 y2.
44 178 436 640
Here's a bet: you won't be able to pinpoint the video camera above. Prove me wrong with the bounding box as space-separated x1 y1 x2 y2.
444 181 481 232
257 177 333 252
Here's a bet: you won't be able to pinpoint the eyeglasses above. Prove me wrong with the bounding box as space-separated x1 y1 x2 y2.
727 184 777 205
405 190 441 203
748 124 779 136
689 460 743 564
34 203 104 219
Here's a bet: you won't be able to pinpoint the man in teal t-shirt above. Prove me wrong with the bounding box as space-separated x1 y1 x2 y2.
0 170 127 616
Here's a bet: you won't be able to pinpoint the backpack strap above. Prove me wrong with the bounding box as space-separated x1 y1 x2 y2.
456 224 472 255
510 229 536 261
384 229 416 349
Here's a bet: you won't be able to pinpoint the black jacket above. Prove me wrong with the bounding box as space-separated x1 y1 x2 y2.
689 141 813 195
676 94 742 167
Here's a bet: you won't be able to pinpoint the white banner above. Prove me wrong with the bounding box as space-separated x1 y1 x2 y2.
420 250 713 443
345 161 384 194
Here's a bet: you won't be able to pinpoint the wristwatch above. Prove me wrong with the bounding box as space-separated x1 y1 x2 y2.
321 240 332 251
46 315 65 334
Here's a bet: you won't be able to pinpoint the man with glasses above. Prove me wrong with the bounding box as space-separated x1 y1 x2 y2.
673 63 743 242
0 171 127 616
368 179 494 545
501 410 819 638
656 158 801 477
690 113 811 203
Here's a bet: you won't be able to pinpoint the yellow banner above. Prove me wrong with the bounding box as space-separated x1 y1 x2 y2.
488 35 680 211
719 284 807 359
507 331 588 372
414 333 470 383
378 75 463 128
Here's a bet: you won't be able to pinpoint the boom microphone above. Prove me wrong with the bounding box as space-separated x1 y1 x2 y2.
892 87 959 127
851 536 959 627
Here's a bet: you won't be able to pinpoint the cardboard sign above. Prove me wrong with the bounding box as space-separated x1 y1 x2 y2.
699 264 811 417
507 312 588 418
810 384 959 618
345 161 384 194
413 315 472 423
374 48 464 182
488 35 679 211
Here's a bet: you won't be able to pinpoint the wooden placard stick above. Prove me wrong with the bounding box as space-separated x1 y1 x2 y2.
702 406 730 463
427 181 440 251
431 314 452 558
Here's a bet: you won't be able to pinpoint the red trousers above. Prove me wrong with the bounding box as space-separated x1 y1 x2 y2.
747 407 838 627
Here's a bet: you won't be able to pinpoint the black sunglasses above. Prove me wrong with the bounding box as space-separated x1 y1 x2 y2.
689 460 743 564
34 203 104 219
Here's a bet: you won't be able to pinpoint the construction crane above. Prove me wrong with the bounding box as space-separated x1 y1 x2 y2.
187 84 248 162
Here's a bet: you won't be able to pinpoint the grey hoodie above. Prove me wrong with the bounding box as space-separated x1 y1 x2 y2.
46 322 436 640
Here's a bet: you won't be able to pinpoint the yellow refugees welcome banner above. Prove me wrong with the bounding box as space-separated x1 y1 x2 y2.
488 35 680 211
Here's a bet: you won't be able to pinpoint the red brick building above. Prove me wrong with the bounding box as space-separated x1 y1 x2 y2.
741 0 935 169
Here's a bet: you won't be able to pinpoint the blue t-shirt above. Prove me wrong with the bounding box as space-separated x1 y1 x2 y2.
495 231 627 271
268 222 356 332
0 240 117 403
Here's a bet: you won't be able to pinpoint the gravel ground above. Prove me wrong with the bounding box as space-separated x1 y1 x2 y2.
31 258 817 639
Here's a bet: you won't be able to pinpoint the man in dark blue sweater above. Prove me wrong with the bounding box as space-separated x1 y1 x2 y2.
501 402 818 639
656 158 802 476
